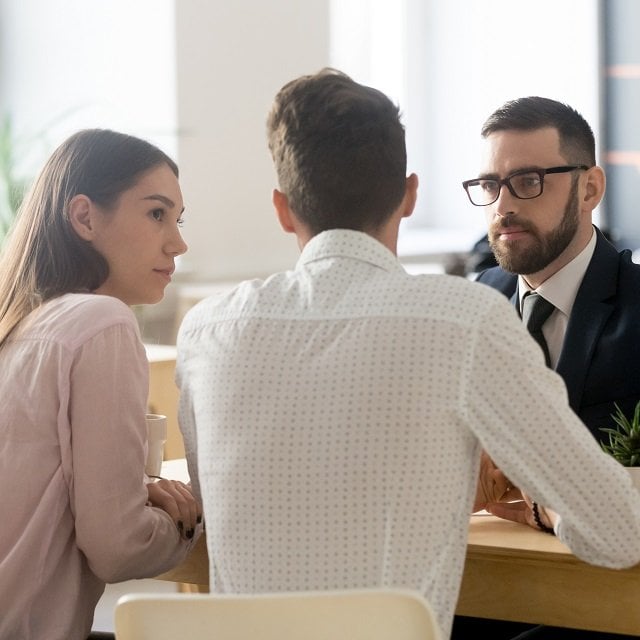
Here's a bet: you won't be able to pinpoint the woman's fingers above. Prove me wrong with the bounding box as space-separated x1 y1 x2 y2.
147 479 202 539
172 481 200 535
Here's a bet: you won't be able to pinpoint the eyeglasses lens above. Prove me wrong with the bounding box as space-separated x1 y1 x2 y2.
466 172 543 205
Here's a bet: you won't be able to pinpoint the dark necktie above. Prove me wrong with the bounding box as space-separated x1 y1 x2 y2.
521 292 555 367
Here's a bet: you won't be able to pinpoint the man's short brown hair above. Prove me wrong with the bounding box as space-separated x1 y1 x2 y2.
267 68 407 235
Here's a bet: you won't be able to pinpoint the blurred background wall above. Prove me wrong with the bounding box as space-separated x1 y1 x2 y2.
1 0 637 343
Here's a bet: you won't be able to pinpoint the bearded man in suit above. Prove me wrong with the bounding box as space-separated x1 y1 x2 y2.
453 95 640 640
462 95 640 443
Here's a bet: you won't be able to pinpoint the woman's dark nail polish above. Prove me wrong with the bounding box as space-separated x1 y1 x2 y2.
177 520 184 531
187 528 194 539
197 515 202 524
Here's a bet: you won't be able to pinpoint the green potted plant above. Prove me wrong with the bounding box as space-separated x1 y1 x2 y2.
0 114 29 249
0 110 76 250
600 401 640 489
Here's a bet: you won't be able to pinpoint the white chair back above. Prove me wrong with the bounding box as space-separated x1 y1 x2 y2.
114 588 443 640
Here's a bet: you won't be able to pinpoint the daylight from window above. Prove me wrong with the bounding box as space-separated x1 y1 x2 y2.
330 0 600 259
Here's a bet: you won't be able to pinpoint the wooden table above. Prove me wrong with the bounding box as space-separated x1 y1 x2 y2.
458 515 640 635
156 460 640 636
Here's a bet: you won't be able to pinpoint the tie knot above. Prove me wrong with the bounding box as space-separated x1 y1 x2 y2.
521 292 555 334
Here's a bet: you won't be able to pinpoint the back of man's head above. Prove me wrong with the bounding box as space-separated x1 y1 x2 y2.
481 96 596 167
267 68 407 236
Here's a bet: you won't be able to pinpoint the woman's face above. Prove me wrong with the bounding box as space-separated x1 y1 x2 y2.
89 163 187 305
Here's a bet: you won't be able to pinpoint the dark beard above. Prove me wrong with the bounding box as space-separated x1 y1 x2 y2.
489 179 580 275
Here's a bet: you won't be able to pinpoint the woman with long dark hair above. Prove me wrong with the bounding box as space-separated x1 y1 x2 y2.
0 129 201 639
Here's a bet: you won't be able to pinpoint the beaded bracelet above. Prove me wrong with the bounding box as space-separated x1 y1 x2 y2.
532 501 555 535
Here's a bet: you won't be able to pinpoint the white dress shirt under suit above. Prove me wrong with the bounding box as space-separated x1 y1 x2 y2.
518 227 597 368
177 229 640 639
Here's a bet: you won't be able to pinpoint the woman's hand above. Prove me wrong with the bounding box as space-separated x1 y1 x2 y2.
147 479 202 540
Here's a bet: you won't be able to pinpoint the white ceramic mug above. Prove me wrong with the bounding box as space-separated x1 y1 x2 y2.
145 413 168 477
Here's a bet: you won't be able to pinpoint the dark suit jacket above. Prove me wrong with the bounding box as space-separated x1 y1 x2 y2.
476 227 640 442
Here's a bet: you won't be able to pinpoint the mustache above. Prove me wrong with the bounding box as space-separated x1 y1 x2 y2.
490 215 534 235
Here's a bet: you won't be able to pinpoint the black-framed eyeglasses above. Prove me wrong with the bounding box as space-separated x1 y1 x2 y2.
462 165 590 206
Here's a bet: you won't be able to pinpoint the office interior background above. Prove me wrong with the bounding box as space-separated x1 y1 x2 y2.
1 0 638 342
1 0 639 631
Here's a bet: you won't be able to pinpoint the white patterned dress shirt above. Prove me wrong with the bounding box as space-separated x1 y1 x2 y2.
177 229 640 639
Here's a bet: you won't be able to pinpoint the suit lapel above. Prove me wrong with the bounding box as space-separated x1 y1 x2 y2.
556 230 618 412
510 286 519 312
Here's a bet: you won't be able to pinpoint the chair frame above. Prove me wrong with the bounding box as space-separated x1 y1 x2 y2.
114 587 443 640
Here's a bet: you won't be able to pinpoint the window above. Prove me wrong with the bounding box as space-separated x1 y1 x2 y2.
0 0 177 175
330 0 601 259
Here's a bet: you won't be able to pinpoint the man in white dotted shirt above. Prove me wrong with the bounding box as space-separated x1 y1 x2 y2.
176 69 640 640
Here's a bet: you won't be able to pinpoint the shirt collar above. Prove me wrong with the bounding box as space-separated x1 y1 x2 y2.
297 229 405 273
518 226 597 317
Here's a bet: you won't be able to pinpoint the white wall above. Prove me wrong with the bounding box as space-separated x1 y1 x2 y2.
0 1 330 284
174 0 601 273
0 0 178 173
0 0 333 336
329 0 602 240
1 0 602 281
0 0 603 334
174 0 330 282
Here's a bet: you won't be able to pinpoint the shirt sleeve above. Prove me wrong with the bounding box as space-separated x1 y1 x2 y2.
464 293 640 569
175 312 202 503
67 318 193 583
